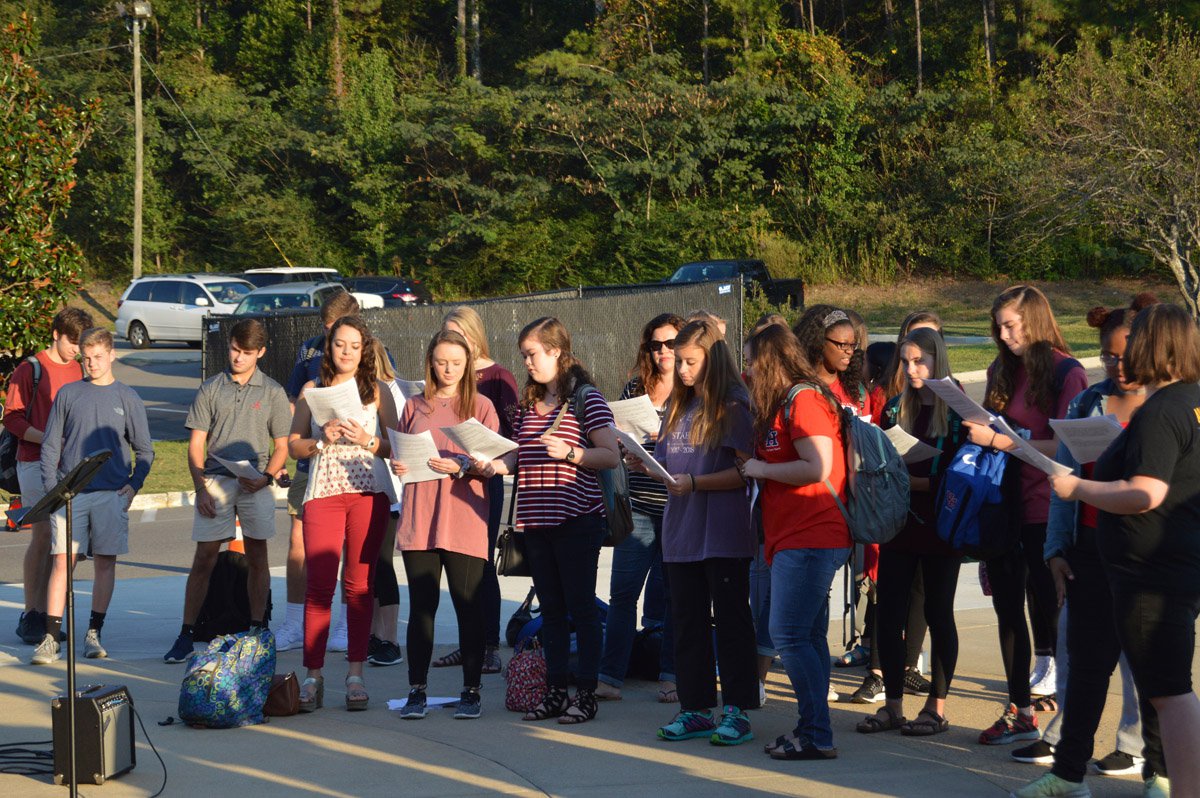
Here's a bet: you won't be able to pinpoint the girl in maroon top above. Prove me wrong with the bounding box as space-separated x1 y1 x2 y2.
967 285 1088 745
438 306 519 673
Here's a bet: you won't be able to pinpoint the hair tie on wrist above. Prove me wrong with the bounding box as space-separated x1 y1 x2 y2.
689 474 697 493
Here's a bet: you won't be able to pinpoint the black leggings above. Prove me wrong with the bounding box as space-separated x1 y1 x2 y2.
985 523 1059 708
877 549 962 700
401 549 486 688
868 567 927 672
477 475 504 648
373 512 400 607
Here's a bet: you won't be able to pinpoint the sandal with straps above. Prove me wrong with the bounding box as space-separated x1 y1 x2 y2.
522 686 569 721
558 688 598 725
345 675 369 711
432 648 464 668
299 676 324 713
856 705 906 734
901 708 950 736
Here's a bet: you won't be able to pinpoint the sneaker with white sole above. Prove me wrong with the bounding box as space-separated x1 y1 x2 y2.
710 705 753 746
850 673 884 704
1092 750 1143 776
327 617 348 652
1012 739 1056 764
30 633 61 665
454 689 481 719
83 629 107 659
1009 772 1091 798
1029 654 1051 687
163 634 195 664
758 681 767 707
1031 658 1057 697
274 622 303 652
828 686 839 701
979 704 1040 745
400 687 428 719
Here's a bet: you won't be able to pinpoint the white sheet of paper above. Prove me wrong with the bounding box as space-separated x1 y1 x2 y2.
883 426 942 464
304 380 364 427
440 418 518 461
387 696 460 711
1048 414 1124 464
608 395 662 441
396 378 426 400
386 429 448 485
613 428 677 486
992 417 1072 477
923 377 996 425
211 456 263 481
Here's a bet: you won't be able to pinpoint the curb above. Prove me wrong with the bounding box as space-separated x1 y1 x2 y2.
2 485 289 517
955 354 1101 385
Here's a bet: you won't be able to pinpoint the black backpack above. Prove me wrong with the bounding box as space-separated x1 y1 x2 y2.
192 550 273 642
0 357 42 494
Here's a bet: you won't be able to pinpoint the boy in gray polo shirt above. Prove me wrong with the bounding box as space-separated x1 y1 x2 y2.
33 328 154 665
164 319 291 663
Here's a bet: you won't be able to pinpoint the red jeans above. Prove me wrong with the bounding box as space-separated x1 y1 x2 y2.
302 491 388 668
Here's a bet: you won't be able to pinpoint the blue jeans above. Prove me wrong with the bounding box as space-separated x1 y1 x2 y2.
598 512 676 686
749 544 776 657
770 546 850 750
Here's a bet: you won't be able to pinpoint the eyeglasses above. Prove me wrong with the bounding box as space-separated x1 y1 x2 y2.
825 338 857 354
645 339 676 353
1099 353 1124 367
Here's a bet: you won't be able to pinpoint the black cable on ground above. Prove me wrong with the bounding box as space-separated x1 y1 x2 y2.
0 739 54 775
132 707 168 798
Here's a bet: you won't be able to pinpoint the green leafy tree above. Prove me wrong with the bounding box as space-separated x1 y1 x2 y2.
0 15 96 373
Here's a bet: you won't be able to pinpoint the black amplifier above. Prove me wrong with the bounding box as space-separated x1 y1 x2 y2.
51 684 136 785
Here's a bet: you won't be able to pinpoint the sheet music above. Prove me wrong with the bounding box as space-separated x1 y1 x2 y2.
395 379 426 400
1049 414 1124 464
304 380 364 427
992 417 1072 477
613 428 677 486
922 377 996 425
883 426 942 464
211 456 263 481
440 418 518 461
386 429 448 485
608 395 662 442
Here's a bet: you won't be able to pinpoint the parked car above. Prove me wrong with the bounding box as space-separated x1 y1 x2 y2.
232 282 384 316
241 267 341 288
665 259 804 309
116 274 254 349
341 276 433 307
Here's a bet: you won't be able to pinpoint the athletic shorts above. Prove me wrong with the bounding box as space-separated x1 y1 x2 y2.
192 474 276 542
50 490 129 557
286 469 308 518
16 460 47 507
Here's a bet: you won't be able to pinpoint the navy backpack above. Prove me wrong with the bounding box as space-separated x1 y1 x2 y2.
934 443 1022 559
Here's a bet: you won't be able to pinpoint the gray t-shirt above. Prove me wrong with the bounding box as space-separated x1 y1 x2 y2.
40 380 154 494
658 391 755 563
186 369 292 477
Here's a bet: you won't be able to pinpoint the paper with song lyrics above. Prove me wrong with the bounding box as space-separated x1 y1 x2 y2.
387 429 448 485
440 418 518 461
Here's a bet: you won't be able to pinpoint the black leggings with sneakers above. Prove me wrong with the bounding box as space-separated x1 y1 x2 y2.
401 549 485 688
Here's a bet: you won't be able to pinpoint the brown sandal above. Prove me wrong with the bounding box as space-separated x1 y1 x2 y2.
901 708 950 736
856 705 906 734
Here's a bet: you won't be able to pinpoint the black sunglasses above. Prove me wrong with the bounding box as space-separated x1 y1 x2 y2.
645 339 677 353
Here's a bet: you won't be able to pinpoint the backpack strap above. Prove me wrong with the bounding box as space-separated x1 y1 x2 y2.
782 383 853 530
1053 356 1083 398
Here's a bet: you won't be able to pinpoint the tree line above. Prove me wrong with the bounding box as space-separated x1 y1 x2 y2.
5 1 1200 307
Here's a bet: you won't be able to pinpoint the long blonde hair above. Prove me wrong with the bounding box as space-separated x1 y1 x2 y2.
896 327 953 439
662 320 747 449
443 306 490 360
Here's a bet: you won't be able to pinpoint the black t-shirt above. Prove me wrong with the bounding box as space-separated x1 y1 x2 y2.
1095 381 1200 592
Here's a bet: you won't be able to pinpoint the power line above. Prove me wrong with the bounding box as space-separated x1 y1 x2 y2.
25 43 131 64
138 53 295 268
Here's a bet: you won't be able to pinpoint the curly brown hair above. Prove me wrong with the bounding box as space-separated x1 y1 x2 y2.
321 316 379 405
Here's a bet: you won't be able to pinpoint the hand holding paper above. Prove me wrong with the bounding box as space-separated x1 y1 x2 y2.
440 419 518 461
212 455 263 481
387 429 449 485
305 380 365 427
992 417 1072 477
613 428 677 486
608 396 662 442
883 426 941 464
923 377 996 425
1048 415 1123 464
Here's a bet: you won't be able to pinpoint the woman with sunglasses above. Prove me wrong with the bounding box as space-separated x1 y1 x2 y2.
596 313 684 704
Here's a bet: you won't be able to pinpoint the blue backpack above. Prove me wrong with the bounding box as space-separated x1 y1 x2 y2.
934 443 1022 558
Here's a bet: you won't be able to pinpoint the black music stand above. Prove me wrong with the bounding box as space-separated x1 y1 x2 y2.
8 450 113 797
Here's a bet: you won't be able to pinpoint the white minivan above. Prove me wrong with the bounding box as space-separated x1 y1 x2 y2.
116 274 254 348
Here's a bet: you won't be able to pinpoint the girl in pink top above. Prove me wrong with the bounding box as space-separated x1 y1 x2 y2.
390 330 499 720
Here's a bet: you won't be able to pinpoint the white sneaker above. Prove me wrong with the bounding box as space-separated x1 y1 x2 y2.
759 681 767 707
1031 657 1057 697
827 686 838 701
327 616 348 652
1029 654 1051 687
83 629 107 659
274 622 303 652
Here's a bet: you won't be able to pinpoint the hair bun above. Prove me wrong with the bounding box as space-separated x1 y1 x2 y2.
1130 292 1160 311
1086 306 1111 328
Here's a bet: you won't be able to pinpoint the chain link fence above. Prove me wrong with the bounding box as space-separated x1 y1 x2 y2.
203 281 745 400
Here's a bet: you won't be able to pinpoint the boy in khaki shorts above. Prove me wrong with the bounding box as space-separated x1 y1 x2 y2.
32 328 153 665
163 319 291 664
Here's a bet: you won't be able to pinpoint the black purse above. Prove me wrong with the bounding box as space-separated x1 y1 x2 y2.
495 474 530 577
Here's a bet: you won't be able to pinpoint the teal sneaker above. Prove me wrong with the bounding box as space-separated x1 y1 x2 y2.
711 705 753 746
1143 774 1170 798
1009 772 1091 798
658 709 716 741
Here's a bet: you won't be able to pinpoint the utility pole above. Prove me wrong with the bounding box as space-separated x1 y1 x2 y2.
120 2 153 280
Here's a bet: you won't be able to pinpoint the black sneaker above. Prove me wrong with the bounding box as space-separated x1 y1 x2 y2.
454 689 482 719
849 673 885 704
367 634 382 660
400 688 427 719
903 667 931 695
1092 749 1143 776
17 611 46 645
1011 739 1056 764
368 639 403 666
15 612 31 644
163 634 195 664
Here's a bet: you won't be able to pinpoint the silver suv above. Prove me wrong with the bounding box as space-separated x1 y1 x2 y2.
116 274 253 349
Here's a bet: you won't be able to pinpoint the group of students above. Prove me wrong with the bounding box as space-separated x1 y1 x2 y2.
6 285 1200 794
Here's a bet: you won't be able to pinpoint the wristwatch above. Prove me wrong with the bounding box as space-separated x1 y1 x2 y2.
362 436 377 451
566 447 577 462
314 439 326 452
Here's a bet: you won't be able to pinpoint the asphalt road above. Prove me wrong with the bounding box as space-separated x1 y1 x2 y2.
111 342 201 441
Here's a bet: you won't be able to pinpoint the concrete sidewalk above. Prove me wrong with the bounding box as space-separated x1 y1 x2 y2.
0 529 1170 798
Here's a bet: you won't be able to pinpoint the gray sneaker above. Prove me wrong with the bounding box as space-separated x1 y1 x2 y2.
83 629 107 659
31 633 61 665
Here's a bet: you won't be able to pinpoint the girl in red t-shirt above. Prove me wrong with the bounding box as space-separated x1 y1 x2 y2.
742 324 851 760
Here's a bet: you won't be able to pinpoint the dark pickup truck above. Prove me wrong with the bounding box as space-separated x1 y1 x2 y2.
665 259 804 309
